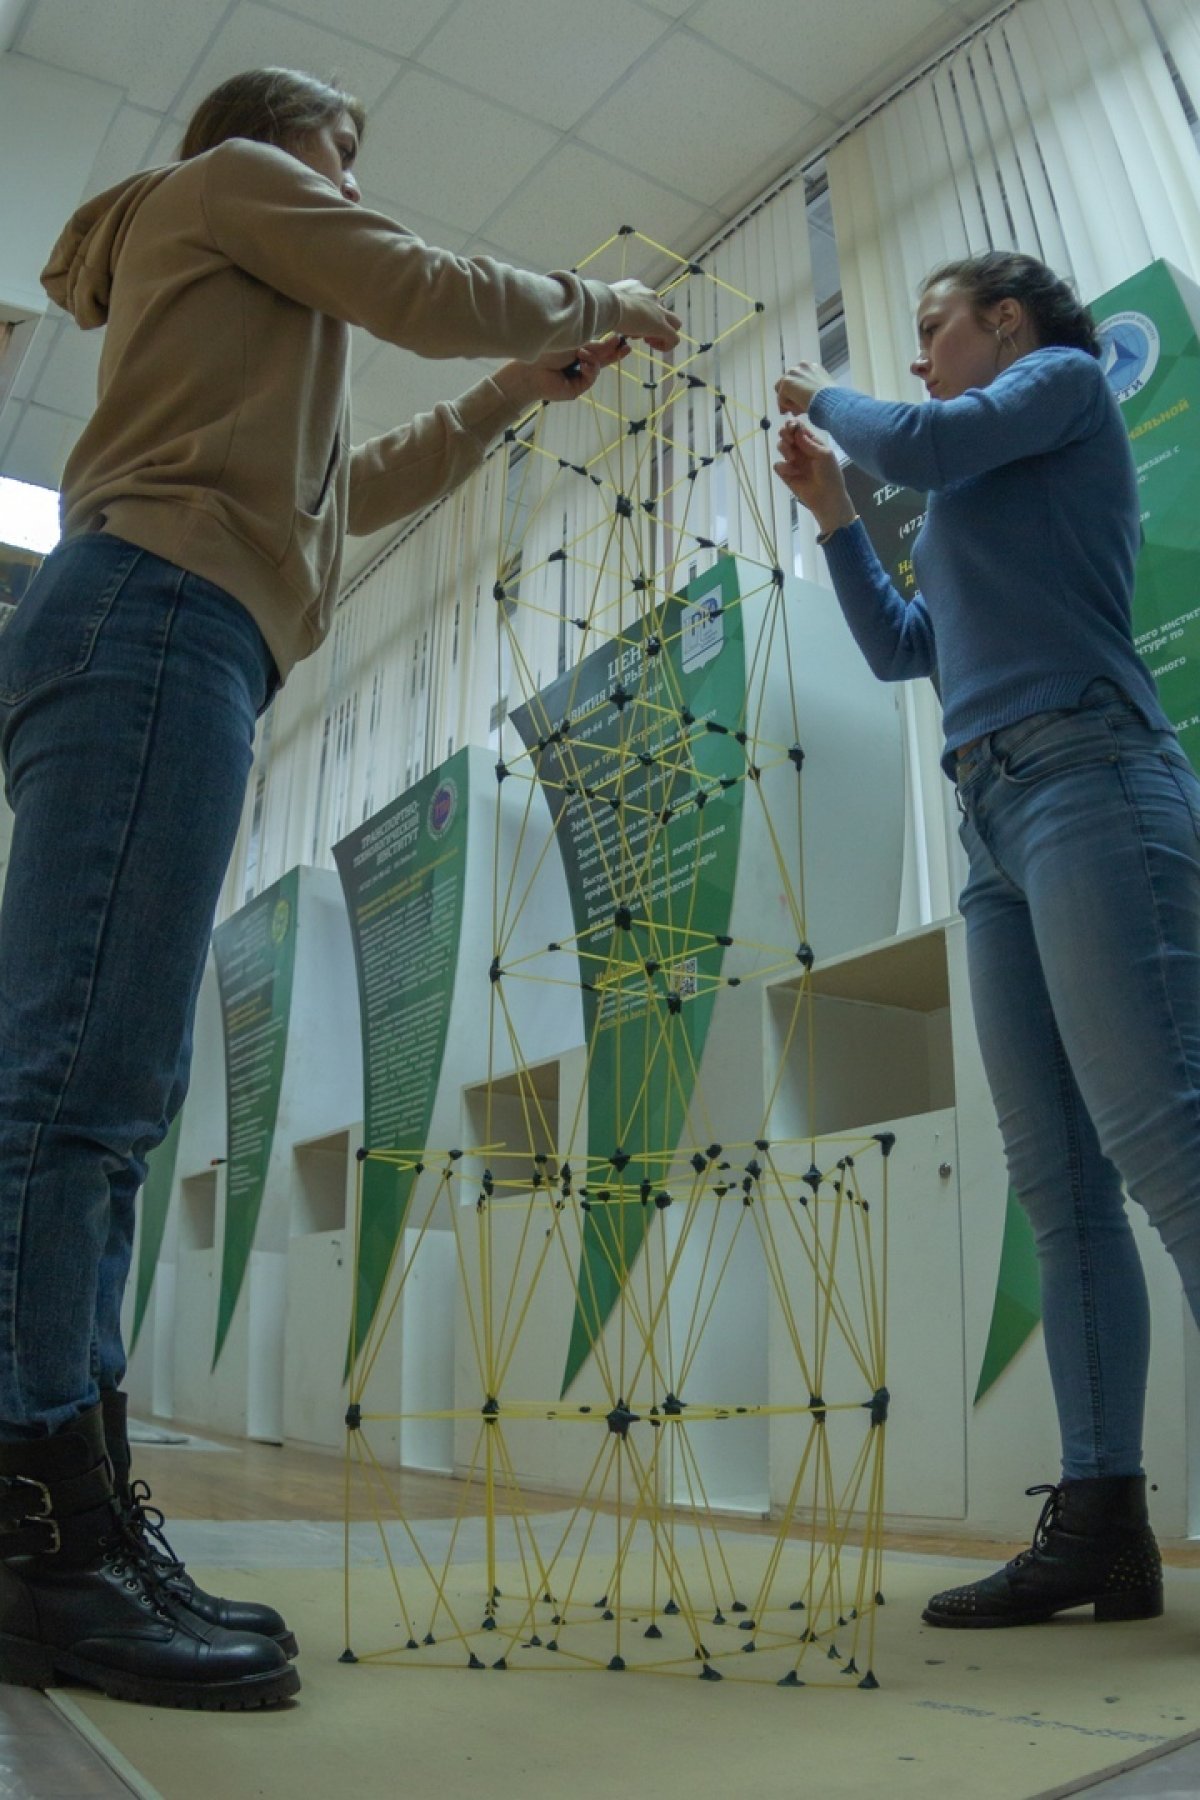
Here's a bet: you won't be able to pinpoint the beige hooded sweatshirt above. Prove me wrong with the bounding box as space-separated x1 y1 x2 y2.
41 138 622 679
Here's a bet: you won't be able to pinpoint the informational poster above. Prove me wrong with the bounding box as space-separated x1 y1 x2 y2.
129 1110 183 1355
840 460 926 600
512 560 747 1395
333 750 470 1367
1094 260 1200 764
212 867 299 1365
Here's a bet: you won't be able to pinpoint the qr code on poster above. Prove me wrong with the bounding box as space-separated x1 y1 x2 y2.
670 957 698 998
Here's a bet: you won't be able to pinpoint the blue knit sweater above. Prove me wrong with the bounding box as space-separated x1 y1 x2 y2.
808 346 1169 772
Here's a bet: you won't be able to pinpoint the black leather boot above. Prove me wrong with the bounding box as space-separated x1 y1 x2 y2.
0 1404 299 1708
923 1476 1163 1628
100 1391 298 1660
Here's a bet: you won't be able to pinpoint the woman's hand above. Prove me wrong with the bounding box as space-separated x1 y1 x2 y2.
494 334 629 407
773 420 856 535
609 278 681 351
776 360 836 414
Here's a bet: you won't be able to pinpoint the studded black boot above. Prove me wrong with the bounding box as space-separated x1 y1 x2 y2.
0 1403 299 1708
100 1390 298 1659
923 1476 1163 1628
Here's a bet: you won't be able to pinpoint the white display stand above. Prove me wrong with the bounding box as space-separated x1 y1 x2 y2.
123 955 226 1424
125 868 362 1444
281 1125 358 1453
764 918 1198 1539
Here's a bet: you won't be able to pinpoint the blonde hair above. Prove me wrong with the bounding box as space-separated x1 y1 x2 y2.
180 67 365 161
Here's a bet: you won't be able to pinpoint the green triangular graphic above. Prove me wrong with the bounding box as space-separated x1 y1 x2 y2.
129 1109 183 1355
333 751 472 1371
211 867 299 1366
513 558 748 1395
974 1186 1041 1403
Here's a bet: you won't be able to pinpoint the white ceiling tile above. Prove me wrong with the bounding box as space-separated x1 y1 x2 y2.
577 34 821 208
359 69 558 235
483 142 716 280
358 188 472 253
29 321 103 417
2 403 86 489
0 0 24 53
948 0 1006 23
8 318 59 405
17 0 231 113
410 355 492 424
346 412 389 445
688 0 948 106
351 349 489 430
266 0 457 59
349 326 377 374
174 3 401 123
834 8 980 124
636 0 699 17
81 104 165 200
416 0 666 132
142 114 190 166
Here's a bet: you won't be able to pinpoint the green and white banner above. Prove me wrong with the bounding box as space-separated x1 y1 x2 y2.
212 868 299 1366
333 750 471 1368
129 1110 183 1356
1095 259 1200 764
512 559 747 1396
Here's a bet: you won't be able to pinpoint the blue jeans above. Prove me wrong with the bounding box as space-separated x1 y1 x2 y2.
957 682 1200 1480
0 534 275 1439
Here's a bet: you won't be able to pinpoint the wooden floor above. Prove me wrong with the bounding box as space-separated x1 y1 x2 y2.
130 1416 1200 1566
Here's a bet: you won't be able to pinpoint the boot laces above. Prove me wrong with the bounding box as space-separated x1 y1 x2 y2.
1008 1482 1064 1571
124 1478 188 1583
97 1501 185 1620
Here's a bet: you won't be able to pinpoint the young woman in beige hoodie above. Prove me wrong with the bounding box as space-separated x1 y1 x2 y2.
0 65 679 1711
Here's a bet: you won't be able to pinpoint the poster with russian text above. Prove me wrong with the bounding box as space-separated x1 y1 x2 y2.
1094 259 1200 765
129 1110 183 1355
511 560 747 1395
212 868 299 1365
333 750 470 1369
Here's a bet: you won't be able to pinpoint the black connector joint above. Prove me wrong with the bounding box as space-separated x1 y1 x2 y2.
866 1386 890 1426
606 1400 640 1437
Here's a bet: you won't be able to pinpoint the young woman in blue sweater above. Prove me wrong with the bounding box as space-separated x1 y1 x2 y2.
774 251 1200 1630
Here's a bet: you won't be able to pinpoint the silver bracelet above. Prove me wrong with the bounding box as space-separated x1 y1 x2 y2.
816 515 860 545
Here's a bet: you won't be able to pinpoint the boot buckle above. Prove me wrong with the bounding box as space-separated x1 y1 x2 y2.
0 1477 61 1553
0 1475 52 1522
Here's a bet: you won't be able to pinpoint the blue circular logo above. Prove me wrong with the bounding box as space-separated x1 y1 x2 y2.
427 778 458 838
1097 310 1160 404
